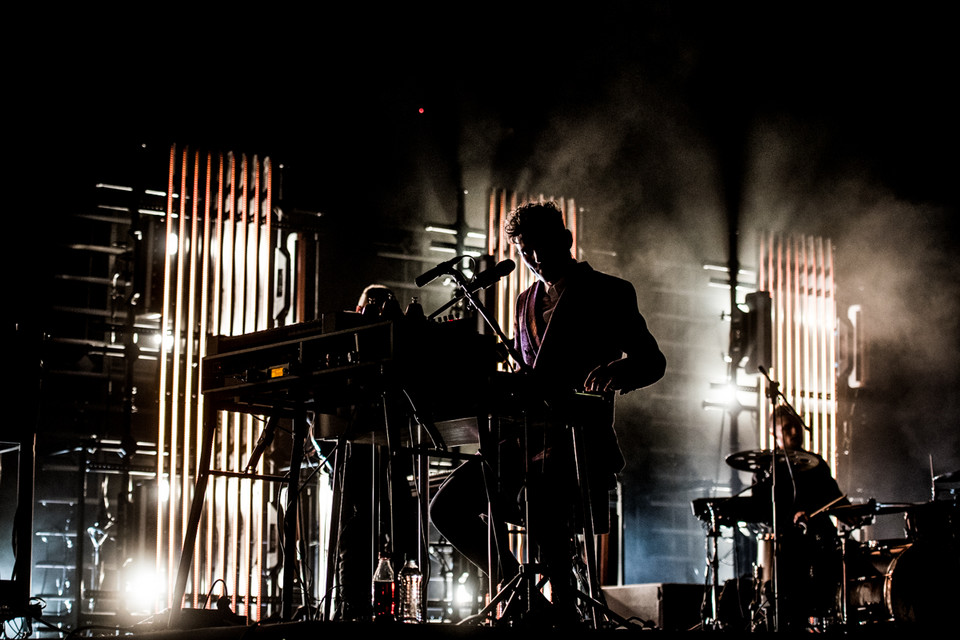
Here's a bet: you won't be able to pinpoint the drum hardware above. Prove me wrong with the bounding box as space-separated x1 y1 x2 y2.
703 484 957 631
840 511 960 629
725 449 820 474
844 540 925 626
932 468 959 504
825 499 916 520
933 469 960 484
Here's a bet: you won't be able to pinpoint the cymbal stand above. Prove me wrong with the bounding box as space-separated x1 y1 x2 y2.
699 481 752 630
702 502 722 629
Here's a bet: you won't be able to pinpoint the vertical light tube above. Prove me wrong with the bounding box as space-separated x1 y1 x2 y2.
776 236 784 390
168 148 190 607
198 151 215 607
800 237 811 450
157 144 177 609
183 149 200 607
784 237 793 418
228 154 244 607
215 154 230 608
797 237 805 438
567 197 578 257
242 150 256 614
826 240 838 471
218 153 236 608
258 158 273 619
814 237 825 456
488 190 498 257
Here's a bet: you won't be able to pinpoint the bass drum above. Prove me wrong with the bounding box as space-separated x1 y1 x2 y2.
846 540 960 626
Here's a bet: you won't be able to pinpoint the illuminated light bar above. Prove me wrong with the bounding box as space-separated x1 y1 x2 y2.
157 144 277 622
95 183 134 191
425 225 457 235
757 232 838 475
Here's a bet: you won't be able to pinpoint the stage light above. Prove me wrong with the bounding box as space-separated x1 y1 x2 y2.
124 562 165 615
453 572 473 609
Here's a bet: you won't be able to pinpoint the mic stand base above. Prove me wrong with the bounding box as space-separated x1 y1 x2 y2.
458 562 548 627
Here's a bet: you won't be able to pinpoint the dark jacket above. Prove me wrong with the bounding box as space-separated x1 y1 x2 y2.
513 261 666 474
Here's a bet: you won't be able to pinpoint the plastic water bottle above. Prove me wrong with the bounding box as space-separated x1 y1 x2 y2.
397 558 423 623
372 554 395 622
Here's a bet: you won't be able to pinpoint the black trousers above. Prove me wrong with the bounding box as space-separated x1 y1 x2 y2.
429 431 590 608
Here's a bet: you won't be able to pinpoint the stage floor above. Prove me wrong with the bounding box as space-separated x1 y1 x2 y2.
113 615 924 640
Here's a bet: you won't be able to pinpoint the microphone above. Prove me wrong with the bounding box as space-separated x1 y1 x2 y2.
415 255 464 287
463 259 515 294
426 259 517 321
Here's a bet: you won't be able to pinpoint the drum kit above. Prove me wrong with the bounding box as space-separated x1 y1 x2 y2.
694 452 960 632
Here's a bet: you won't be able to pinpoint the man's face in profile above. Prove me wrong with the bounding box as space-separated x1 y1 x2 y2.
516 229 570 284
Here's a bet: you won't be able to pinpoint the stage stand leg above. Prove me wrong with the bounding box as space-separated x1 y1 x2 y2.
569 422 632 630
281 406 308 620
322 434 348 621
168 403 217 628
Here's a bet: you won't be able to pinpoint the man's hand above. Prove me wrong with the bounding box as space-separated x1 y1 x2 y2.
585 359 631 392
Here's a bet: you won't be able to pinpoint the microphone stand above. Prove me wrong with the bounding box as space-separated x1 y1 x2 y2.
756 366 781 631
757 366 810 434
432 269 542 625
441 269 531 374
755 365 810 632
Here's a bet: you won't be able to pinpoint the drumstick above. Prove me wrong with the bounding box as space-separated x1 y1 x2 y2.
809 494 846 518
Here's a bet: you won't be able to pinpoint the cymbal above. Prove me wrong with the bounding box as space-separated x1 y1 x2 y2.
726 449 819 472
825 500 918 518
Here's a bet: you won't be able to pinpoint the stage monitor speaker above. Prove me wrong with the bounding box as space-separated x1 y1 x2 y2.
602 583 703 632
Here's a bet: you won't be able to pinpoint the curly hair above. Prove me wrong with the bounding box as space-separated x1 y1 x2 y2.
504 201 567 243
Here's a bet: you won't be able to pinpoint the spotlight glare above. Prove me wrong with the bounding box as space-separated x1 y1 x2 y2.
124 563 165 615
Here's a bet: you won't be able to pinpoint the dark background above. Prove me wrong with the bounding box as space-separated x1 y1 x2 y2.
8 1 958 588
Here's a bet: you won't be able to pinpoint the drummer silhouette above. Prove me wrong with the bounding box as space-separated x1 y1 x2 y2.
751 405 847 631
